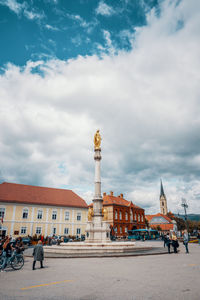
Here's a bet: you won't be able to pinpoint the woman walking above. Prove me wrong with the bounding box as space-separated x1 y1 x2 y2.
171 232 179 253
32 240 44 270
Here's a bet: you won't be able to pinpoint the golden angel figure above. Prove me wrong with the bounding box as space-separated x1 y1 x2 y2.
94 130 101 149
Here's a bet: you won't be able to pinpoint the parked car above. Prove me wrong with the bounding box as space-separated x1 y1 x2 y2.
22 237 32 246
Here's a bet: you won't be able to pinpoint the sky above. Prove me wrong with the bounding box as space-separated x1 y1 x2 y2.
0 0 200 214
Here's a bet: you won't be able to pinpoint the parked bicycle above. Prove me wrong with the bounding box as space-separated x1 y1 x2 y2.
0 249 24 271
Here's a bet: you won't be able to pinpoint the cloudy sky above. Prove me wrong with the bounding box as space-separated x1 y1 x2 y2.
0 0 200 214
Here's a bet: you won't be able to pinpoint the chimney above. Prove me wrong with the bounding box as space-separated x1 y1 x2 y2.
110 191 113 196
120 193 123 198
103 192 106 197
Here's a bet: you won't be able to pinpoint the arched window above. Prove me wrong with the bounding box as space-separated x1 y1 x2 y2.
22 208 28 219
125 227 128 233
134 213 137 221
138 215 140 222
120 226 122 233
119 211 122 220
141 215 144 222
125 212 128 221
130 210 133 221
115 210 118 220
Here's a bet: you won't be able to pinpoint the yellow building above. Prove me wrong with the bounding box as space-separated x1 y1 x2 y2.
0 182 88 238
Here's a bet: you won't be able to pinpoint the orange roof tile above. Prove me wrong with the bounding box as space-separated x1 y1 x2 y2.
145 213 173 224
89 194 144 210
0 182 88 208
150 224 174 231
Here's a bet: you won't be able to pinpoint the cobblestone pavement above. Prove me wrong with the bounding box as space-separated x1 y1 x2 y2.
0 241 200 300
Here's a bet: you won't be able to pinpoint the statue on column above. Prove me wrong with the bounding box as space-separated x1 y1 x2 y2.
88 207 94 221
94 130 101 150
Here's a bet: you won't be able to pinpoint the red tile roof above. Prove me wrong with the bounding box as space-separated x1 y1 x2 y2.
145 213 174 231
145 213 173 223
150 224 174 231
0 182 88 208
89 193 144 210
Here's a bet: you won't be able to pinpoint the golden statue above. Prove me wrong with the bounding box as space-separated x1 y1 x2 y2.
88 207 94 221
94 130 101 149
102 207 108 221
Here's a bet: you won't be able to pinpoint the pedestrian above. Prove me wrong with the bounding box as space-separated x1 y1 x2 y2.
165 233 171 253
163 234 167 248
1 237 14 272
183 229 189 253
171 231 179 253
32 240 44 270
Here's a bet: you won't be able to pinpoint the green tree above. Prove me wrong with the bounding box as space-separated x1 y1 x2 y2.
145 218 149 229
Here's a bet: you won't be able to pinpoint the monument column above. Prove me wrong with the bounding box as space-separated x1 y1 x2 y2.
85 130 110 243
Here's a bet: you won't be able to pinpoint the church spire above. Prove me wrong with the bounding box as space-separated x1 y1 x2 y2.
160 179 167 215
160 179 165 197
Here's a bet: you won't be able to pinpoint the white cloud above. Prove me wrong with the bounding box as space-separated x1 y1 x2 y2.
96 1 115 16
0 0 45 21
0 0 200 214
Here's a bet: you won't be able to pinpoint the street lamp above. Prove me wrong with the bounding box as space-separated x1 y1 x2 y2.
181 198 189 233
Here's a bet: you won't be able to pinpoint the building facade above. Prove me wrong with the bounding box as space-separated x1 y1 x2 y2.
0 182 88 238
90 191 145 237
145 213 177 232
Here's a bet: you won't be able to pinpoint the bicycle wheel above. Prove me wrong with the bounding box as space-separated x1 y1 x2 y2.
11 255 24 270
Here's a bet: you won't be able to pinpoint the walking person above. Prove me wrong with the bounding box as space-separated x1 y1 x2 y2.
171 231 179 253
183 229 189 253
32 240 44 270
165 233 171 253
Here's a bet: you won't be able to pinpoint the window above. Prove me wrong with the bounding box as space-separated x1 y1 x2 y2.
141 215 144 222
21 227 27 234
134 213 137 221
65 211 70 221
77 228 81 235
119 211 122 220
120 226 122 233
0 208 5 218
114 227 117 232
77 212 81 221
53 227 56 235
138 215 140 222
22 208 28 219
36 227 41 234
64 228 69 235
130 210 133 221
125 212 128 221
125 227 128 233
52 211 57 220
115 210 118 220
37 210 43 219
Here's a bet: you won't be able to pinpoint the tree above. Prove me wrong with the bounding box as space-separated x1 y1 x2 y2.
145 218 149 229
173 216 186 231
156 225 162 231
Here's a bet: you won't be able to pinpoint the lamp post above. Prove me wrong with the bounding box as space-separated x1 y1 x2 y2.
181 198 189 233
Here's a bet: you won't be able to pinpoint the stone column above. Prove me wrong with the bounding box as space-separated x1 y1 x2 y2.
85 131 110 243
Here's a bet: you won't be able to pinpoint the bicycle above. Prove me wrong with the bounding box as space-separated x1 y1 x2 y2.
0 250 24 271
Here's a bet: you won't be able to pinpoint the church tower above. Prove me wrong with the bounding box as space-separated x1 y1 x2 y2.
160 180 168 215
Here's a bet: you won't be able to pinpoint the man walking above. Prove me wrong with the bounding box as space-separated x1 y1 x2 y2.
32 240 44 270
183 229 189 253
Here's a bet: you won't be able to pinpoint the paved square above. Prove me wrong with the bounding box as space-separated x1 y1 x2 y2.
0 242 200 300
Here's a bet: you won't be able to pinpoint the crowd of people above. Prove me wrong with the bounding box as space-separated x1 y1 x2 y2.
0 236 25 272
163 230 190 254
